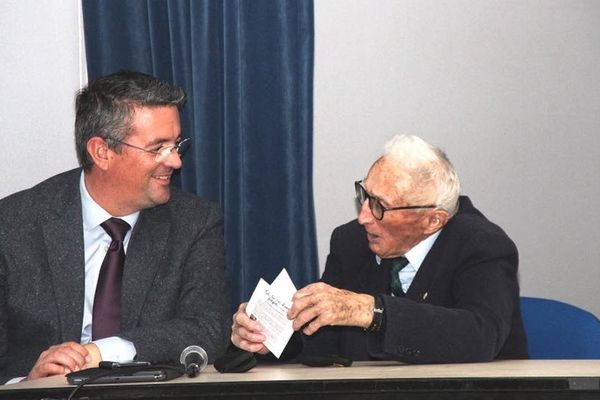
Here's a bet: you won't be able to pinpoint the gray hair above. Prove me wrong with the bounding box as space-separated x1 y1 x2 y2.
383 135 461 217
75 70 186 170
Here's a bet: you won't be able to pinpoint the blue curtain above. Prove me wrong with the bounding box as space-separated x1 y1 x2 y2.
82 0 318 308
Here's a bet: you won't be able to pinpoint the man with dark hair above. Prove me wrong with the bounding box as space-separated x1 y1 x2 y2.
231 135 527 364
0 71 229 383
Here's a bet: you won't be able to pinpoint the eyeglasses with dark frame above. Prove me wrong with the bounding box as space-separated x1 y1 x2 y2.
109 137 191 163
354 180 437 220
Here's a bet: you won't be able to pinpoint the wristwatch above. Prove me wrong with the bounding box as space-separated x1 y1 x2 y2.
366 295 384 332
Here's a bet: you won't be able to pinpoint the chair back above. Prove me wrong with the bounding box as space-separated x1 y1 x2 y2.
520 296 600 359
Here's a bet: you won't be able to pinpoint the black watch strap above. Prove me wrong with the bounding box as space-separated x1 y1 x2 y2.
366 295 384 332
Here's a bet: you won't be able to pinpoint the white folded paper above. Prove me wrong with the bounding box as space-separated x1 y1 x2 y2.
245 268 297 358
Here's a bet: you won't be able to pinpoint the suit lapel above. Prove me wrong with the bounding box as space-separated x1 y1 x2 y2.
405 232 447 301
405 259 437 301
357 255 389 295
121 205 170 330
43 170 85 342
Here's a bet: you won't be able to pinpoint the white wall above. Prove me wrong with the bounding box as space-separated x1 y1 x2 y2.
314 0 600 316
0 0 81 199
2 1 599 316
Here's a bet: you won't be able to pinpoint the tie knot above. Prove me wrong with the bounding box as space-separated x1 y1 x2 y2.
391 256 409 272
101 218 131 242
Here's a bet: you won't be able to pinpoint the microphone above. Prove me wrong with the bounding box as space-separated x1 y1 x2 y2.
180 345 208 377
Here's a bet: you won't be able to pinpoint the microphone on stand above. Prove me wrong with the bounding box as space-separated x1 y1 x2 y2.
180 345 208 377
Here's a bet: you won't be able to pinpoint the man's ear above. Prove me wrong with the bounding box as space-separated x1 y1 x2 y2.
425 209 450 234
87 137 111 171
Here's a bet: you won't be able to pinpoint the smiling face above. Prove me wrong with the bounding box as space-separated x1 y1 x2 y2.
105 105 182 214
357 158 447 258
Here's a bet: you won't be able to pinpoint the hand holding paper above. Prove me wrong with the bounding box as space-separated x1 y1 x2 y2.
245 269 297 358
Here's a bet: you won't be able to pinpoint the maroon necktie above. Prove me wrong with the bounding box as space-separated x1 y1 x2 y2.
92 218 131 340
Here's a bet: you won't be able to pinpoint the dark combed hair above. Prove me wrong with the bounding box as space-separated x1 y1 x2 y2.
75 70 186 170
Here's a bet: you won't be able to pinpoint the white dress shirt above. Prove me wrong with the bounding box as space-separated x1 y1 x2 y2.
80 171 139 362
377 230 442 293
4 174 140 385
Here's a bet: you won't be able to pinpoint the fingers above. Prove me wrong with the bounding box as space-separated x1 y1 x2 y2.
288 282 331 319
292 282 328 302
232 321 265 344
65 341 90 360
83 342 102 368
231 303 269 354
289 284 374 335
27 360 67 380
27 342 90 380
291 294 338 334
233 303 264 336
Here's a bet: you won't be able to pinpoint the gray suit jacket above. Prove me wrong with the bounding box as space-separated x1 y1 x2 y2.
0 168 230 383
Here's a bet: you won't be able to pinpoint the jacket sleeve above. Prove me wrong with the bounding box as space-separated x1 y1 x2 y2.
119 203 231 364
299 225 348 357
0 234 8 383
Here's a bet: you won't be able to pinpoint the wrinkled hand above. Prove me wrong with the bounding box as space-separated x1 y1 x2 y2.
231 303 270 354
287 282 375 335
27 341 91 380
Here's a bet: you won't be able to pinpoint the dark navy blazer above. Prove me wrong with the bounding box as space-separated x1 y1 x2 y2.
302 196 528 363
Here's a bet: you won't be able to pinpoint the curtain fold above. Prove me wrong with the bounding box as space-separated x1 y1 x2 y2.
82 0 318 308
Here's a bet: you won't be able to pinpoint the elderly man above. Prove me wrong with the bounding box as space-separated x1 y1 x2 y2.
232 134 527 363
0 71 229 383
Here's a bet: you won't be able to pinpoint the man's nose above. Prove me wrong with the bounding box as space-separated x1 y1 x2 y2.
357 199 373 225
162 150 183 169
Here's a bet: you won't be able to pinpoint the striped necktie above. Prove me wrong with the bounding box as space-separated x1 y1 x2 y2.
389 257 409 297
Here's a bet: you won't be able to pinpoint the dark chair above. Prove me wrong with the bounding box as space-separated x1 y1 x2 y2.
520 296 600 359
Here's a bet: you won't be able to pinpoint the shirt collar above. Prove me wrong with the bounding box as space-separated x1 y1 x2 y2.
80 171 140 231
376 229 442 272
